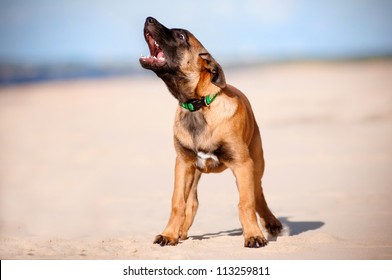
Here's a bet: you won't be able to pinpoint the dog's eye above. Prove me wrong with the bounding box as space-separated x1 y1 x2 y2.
178 33 185 40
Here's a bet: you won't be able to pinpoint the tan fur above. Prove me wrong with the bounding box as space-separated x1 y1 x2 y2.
157 58 282 247
140 17 282 247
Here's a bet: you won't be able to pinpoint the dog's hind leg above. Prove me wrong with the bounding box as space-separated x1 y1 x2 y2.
180 170 201 240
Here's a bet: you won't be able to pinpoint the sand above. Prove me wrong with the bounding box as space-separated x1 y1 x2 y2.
0 60 391 259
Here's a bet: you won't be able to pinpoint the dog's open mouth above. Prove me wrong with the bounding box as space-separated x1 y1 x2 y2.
140 32 166 67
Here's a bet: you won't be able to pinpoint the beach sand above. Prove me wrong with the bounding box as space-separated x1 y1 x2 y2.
1 60 391 259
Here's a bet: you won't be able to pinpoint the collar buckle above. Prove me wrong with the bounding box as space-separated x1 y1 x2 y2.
181 92 219 112
181 98 206 112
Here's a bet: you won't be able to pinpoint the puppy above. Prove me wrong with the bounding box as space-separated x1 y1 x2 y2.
140 17 282 248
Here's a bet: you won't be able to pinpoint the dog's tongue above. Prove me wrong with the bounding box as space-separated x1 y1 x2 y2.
157 51 165 60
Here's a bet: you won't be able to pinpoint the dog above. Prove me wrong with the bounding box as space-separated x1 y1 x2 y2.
139 17 282 248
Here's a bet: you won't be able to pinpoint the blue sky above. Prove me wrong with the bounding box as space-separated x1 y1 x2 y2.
1 0 392 66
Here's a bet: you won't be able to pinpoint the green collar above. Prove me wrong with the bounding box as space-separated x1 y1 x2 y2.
180 92 219 112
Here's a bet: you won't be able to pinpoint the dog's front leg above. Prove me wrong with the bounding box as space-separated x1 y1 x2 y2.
180 169 201 240
231 158 268 248
154 156 196 246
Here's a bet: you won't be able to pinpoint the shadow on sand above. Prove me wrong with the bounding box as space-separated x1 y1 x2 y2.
190 217 324 240
191 228 243 241
279 217 325 236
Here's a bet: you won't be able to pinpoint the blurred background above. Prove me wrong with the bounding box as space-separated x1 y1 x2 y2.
1 0 392 84
1 0 392 259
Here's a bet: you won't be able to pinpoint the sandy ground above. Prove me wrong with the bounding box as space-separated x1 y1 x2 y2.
0 60 391 259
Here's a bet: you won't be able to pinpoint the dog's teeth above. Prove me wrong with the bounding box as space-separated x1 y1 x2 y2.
154 41 159 47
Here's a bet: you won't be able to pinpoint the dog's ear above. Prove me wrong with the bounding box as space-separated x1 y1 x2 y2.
199 53 226 88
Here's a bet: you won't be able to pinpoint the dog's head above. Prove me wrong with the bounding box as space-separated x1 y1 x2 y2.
139 17 226 101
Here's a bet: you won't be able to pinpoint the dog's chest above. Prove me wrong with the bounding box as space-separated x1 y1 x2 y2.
176 125 225 171
196 151 219 169
175 110 233 172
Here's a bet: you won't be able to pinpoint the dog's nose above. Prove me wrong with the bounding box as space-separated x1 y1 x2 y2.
146 17 157 25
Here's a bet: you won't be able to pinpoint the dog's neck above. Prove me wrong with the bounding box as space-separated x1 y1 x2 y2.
157 72 194 103
158 71 221 104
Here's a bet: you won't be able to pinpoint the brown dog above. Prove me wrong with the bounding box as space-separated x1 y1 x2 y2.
140 17 282 248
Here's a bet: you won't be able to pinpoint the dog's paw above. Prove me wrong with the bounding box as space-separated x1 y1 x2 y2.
179 233 189 240
153 234 179 246
265 219 283 236
244 236 268 248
